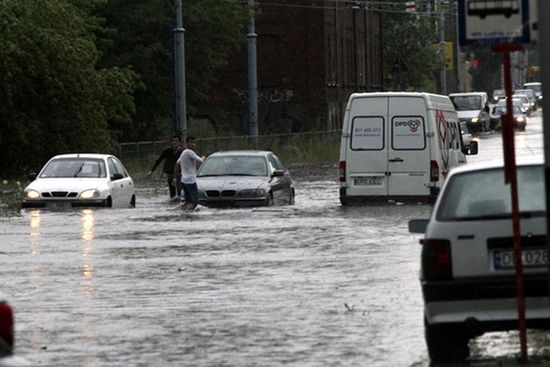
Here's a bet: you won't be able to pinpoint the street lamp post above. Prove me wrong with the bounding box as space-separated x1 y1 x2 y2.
174 0 187 143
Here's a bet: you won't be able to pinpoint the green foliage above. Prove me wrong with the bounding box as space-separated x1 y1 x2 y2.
381 1 440 92
0 0 136 176
95 0 247 141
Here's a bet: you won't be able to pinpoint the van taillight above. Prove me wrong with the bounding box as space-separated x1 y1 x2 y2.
0 302 14 356
339 161 346 183
430 160 439 182
421 239 452 281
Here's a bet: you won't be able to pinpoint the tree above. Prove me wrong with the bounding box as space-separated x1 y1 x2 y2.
95 0 247 142
0 0 137 176
381 1 440 92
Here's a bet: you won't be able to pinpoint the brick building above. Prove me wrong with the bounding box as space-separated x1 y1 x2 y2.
212 0 382 134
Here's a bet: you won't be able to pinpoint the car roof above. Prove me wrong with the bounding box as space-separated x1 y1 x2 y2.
449 156 544 176
208 150 273 158
50 153 115 160
449 92 488 97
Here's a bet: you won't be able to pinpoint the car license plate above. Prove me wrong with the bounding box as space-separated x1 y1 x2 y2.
353 177 382 186
493 248 549 269
48 202 72 210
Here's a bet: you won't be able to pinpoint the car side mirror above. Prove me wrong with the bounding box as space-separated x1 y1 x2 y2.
28 172 37 181
464 140 478 155
408 219 429 234
111 173 124 181
272 170 285 177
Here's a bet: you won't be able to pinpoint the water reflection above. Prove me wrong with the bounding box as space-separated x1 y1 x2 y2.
29 210 42 254
80 209 96 278
81 209 95 241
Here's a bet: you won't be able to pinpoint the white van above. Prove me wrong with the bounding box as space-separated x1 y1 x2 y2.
338 92 478 205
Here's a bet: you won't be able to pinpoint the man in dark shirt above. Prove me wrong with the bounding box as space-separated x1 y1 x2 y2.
147 136 183 198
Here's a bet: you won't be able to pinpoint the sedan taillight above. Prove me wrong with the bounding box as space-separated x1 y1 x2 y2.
0 301 14 356
421 239 452 281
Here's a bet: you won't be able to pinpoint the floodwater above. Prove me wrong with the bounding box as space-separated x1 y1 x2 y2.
1 112 548 367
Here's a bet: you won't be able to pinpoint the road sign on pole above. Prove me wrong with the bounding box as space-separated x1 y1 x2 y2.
458 0 531 46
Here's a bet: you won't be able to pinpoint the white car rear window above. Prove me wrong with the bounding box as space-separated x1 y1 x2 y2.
436 165 545 221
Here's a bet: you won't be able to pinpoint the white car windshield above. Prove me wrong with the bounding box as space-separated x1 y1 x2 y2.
198 155 268 177
451 95 482 111
40 158 107 178
436 165 545 221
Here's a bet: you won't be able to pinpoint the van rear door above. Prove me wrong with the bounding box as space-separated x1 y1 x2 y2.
387 96 430 196
346 96 388 197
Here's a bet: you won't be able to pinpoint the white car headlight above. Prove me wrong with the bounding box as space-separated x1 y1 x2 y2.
516 116 525 122
25 190 40 199
471 117 479 123
80 189 100 199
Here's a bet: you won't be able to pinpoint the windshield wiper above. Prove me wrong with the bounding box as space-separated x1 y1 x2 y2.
73 163 84 177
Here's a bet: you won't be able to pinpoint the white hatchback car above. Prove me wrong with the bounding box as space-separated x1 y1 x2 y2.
22 154 135 209
409 157 550 362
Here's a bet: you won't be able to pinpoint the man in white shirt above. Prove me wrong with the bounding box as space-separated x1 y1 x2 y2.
173 136 204 210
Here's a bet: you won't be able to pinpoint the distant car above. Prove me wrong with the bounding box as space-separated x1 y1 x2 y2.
459 121 473 147
22 154 135 209
492 88 505 102
409 157 550 363
523 82 542 104
449 92 491 133
512 94 532 115
514 89 538 111
0 293 30 367
492 102 527 131
196 150 295 207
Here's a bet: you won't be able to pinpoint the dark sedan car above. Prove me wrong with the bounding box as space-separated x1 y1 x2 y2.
196 150 295 207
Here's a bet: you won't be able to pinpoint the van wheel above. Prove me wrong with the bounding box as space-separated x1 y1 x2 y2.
130 195 136 208
104 196 112 208
425 321 470 363
289 189 295 205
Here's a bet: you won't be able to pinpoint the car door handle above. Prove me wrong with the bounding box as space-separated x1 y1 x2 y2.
389 158 403 162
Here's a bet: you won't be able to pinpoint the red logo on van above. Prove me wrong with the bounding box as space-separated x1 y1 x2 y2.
408 119 421 133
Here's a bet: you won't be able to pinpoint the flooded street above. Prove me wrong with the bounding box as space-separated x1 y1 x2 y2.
1 112 548 366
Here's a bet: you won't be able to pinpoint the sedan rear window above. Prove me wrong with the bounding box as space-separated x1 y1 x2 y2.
436 165 545 221
40 158 106 178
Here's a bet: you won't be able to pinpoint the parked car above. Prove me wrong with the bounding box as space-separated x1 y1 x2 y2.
408 157 550 363
0 293 30 367
491 88 505 102
22 154 135 209
492 102 527 131
449 92 491 133
196 150 295 207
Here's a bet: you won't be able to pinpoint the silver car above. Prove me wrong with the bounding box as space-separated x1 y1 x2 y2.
196 150 295 207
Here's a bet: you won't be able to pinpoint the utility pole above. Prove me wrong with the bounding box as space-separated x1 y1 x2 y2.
437 0 447 94
247 0 259 144
174 0 187 143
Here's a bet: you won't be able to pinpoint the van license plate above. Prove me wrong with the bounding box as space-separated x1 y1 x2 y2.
354 177 382 186
493 249 549 269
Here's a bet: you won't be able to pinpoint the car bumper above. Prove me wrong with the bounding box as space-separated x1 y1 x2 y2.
21 199 108 208
423 274 550 332
199 197 269 208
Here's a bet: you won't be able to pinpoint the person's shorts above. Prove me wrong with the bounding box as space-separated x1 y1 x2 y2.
182 183 199 206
